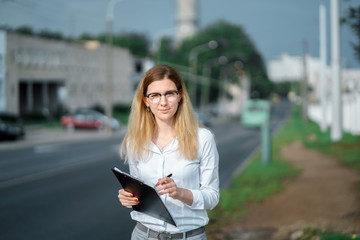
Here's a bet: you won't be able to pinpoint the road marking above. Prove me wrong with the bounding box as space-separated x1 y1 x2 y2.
0 151 112 189
33 144 62 153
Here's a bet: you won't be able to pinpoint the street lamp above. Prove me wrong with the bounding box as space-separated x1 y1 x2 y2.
201 56 227 112
188 40 218 105
217 61 244 110
189 40 218 69
151 27 176 62
105 0 123 134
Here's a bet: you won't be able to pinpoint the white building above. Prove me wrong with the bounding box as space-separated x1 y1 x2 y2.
268 53 360 135
0 30 141 117
268 53 360 101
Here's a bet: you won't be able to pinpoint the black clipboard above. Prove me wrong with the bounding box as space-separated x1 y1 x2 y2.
111 167 177 226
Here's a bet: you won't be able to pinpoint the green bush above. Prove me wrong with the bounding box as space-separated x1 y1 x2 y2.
113 103 131 125
0 112 21 123
113 103 131 114
22 112 47 122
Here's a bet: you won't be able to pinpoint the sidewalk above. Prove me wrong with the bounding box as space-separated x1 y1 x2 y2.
208 141 360 240
0 126 127 151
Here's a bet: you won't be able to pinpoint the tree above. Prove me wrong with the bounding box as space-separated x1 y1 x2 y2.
341 2 360 62
38 29 64 41
15 26 34 36
13 25 70 41
154 36 174 63
158 20 273 99
79 33 96 41
97 32 149 57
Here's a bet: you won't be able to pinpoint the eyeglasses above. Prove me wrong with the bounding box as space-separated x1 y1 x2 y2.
146 90 179 104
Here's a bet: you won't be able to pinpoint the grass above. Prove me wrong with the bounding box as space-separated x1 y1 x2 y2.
42 121 63 129
298 228 360 240
208 155 299 225
276 105 360 171
22 119 62 130
208 104 303 226
208 103 360 236
303 127 360 171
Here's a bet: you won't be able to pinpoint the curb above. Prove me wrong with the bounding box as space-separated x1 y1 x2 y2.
0 127 128 151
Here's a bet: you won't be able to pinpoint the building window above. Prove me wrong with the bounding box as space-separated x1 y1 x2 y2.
23 49 31 66
135 60 142 73
16 48 23 65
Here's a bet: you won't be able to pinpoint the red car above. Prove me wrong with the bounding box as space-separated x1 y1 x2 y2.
61 109 120 131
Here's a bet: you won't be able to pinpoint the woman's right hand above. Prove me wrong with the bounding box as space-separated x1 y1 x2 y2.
118 189 139 206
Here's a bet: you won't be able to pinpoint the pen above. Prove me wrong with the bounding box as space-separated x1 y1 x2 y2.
155 173 172 187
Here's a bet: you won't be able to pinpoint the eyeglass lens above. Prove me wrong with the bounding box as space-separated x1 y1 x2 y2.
147 91 178 103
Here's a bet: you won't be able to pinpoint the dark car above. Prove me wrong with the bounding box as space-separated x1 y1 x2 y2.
0 119 25 141
60 109 121 131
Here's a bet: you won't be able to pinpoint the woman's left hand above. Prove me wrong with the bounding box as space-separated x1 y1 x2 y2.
156 176 193 206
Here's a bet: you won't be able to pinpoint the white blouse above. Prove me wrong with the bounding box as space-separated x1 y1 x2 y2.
128 128 219 233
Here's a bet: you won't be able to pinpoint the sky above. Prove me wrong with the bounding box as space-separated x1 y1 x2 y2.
0 0 359 69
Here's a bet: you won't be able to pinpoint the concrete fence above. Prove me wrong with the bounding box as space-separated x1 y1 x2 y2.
308 92 360 135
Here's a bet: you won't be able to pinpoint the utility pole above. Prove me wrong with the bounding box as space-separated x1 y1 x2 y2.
105 0 123 134
188 40 218 105
330 0 343 141
201 56 227 112
301 39 309 122
0 30 6 112
105 17 113 134
320 3 328 132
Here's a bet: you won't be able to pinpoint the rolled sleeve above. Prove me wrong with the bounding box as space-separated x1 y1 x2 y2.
189 189 204 209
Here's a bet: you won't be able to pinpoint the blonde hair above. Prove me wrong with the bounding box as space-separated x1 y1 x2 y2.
121 65 199 162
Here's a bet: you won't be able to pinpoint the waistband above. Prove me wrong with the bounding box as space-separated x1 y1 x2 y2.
136 222 205 239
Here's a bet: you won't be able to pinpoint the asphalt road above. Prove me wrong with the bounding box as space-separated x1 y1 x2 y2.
0 100 291 240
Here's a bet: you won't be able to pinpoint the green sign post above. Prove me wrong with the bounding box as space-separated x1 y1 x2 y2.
242 100 271 165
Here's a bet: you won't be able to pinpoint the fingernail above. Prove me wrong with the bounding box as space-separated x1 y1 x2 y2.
135 198 139 203
130 194 133 197
156 182 160 186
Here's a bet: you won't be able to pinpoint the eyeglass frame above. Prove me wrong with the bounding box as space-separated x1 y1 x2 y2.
145 90 180 104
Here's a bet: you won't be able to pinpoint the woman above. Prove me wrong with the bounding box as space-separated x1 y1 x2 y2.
118 65 219 239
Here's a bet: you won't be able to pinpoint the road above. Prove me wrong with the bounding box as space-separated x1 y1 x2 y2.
0 100 291 240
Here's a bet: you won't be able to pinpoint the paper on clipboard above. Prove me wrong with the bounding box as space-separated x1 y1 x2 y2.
111 167 177 226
